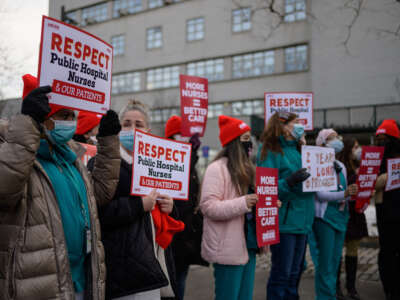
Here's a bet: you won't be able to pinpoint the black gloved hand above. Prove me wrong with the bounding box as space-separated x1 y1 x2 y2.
333 161 342 174
286 168 311 188
189 133 201 151
21 86 52 124
97 110 121 137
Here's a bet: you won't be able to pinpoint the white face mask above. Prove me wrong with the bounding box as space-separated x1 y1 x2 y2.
89 136 98 145
353 147 362 161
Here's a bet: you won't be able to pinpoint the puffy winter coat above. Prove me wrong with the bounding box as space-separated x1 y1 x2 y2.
200 157 250 265
0 115 120 300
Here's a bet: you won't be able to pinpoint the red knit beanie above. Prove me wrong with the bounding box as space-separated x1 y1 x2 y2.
165 115 181 138
22 74 64 118
75 111 102 135
376 119 400 138
218 115 251 147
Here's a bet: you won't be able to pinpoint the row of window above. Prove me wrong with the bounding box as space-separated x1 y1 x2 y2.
111 45 308 94
64 0 183 26
109 2 306 53
149 99 264 123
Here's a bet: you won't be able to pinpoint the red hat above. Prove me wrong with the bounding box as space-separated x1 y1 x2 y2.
376 119 400 138
218 115 250 147
22 74 64 118
75 111 102 135
165 115 181 138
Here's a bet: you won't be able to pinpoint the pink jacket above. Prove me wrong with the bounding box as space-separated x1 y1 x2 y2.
200 157 250 265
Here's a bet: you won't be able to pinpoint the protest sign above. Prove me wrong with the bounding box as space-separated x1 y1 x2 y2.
265 92 313 130
131 130 192 200
180 75 208 137
38 16 113 114
255 167 280 247
354 146 384 213
79 143 97 166
385 158 400 191
302 145 337 192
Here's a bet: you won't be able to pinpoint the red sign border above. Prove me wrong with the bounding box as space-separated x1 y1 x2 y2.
130 129 192 201
37 15 113 115
264 91 314 131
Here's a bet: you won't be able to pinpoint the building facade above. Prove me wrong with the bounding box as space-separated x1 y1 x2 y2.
48 0 400 163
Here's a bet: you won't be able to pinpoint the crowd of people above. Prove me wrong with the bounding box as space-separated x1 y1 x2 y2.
0 76 399 300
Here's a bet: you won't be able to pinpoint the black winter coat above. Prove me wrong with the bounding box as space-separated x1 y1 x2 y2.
88 158 178 299
170 150 208 272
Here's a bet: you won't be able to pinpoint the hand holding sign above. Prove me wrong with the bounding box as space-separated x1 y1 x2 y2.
157 195 174 214
142 189 159 212
97 110 121 137
286 168 310 188
21 86 52 124
245 194 259 208
345 184 358 197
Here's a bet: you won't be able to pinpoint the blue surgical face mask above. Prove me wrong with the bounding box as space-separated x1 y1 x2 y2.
46 119 77 145
119 130 134 151
291 124 305 141
327 138 344 154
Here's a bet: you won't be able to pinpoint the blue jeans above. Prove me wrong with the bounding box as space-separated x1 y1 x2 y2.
267 233 307 300
175 264 189 300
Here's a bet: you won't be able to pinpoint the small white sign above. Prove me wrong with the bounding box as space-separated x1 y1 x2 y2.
38 16 113 114
265 92 313 130
386 158 400 191
302 145 338 192
131 130 192 200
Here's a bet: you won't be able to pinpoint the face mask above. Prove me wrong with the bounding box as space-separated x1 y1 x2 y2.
291 124 305 141
327 139 344 154
89 136 98 145
46 119 77 145
119 130 134 151
241 141 253 157
353 147 362 161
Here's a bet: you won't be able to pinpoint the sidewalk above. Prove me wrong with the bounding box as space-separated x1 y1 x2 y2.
184 246 384 299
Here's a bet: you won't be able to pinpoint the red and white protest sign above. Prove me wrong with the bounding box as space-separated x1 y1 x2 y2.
38 16 113 114
354 146 384 213
265 92 314 130
131 130 192 200
256 167 280 247
180 75 208 137
79 143 97 166
302 145 337 192
385 158 400 191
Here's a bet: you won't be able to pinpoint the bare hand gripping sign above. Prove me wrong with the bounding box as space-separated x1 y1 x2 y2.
38 16 113 114
131 130 192 200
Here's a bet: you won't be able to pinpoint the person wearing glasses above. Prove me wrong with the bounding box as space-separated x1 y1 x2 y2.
309 129 358 300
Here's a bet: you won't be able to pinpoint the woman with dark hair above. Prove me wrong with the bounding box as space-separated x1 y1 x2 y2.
200 115 258 300
374 120 400 300
336 138 367 300
257 112 313 300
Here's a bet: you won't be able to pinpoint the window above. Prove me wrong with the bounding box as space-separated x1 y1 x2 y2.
187 59 224 82
208 103 224 118
146 27 162 49
232 100 264 116
285 45 308 72
64 11 78 25
148 0 163 8
232 50 274 78
186 17 205 41
150 107 179 123
113 0 142 17
232 8 251 32
147 66 180 90
81 3 108 25
284 0 306 22
112 72 141 94
111 35 125 56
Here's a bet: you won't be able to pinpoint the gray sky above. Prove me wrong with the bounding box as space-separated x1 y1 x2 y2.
1 0 48 99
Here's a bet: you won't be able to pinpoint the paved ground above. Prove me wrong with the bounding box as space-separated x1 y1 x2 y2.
184 246 384 299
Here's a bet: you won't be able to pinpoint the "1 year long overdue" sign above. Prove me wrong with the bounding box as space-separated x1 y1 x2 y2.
302 145 337 192
38 16 112 114
265 92 313 130
256 167 280 247
131 130 192 200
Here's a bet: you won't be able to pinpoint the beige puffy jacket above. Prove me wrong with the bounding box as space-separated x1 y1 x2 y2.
0 115 121 300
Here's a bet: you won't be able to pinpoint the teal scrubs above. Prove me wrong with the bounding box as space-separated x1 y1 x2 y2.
213 207 258 300
37 140 90 292
310 171 349 300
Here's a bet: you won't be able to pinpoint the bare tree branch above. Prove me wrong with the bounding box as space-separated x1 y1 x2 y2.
341 0 364 54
